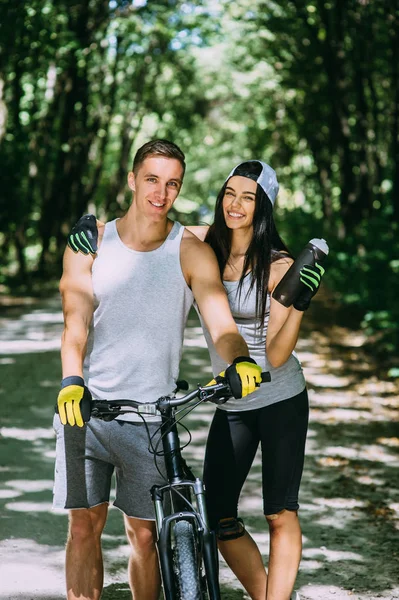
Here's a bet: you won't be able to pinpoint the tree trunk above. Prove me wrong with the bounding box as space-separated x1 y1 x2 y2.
391 2 399 222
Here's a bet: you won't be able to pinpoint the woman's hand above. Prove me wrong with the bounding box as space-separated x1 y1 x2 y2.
68 214 99 255
293 263 325 311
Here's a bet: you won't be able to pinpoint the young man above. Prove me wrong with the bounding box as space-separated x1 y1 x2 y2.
55 139 262 600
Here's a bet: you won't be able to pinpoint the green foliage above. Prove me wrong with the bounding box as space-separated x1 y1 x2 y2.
226 0 398 228
0 0 398 357
0 0 212 274
326 216 399 356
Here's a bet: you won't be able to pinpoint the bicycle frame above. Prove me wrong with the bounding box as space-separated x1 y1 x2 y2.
89 377 270 598
151 397 221 600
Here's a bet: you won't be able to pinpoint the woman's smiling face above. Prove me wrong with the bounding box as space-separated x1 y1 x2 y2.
222 176 257 231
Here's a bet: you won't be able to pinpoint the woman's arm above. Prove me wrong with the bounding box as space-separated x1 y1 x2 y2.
265 258 305 368
68 218 208 253
67 216 104 255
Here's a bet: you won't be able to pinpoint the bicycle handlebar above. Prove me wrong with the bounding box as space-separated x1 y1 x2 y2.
90 371 270 420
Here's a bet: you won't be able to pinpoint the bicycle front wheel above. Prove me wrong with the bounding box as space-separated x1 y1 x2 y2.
173 519 204 600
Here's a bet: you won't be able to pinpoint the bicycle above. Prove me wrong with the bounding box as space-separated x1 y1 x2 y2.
85 372 270 600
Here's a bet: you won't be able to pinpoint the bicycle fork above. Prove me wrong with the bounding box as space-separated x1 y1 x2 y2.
152 479 220 600
151 403 220 599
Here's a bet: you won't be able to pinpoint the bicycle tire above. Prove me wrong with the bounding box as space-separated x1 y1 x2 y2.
173 519 204 600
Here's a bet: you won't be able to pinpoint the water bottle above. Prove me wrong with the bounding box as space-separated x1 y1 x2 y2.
272 238 329 307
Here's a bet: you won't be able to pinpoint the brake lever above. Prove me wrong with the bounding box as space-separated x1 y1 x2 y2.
91 401 122 421
198 370 270 405
198 382 231 405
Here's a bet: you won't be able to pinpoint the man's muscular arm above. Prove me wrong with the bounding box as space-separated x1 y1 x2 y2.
59 247 94 377
182 234 262 398
181 234 249 364
56 247 95 426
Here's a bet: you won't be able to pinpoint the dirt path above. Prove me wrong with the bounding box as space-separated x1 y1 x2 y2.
0 296 398 600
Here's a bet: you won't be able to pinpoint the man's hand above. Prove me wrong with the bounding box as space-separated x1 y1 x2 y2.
57 376 92 427
224 357 262 399
68 215 98 255
293 263 325 311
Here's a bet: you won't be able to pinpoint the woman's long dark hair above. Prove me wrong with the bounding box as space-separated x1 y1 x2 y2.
205 162 293 325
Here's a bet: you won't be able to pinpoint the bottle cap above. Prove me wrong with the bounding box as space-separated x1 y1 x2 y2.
309 238 329 255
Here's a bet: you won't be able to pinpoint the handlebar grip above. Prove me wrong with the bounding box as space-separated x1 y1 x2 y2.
261 371 271 383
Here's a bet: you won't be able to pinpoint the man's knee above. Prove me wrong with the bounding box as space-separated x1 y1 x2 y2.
68 506 108 542
216 517 246 542
124 517 157 552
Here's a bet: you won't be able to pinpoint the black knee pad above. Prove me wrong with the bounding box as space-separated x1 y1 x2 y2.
216 517 245 541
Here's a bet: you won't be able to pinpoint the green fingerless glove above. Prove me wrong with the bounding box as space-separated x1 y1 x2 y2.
57 376 92 427
225 357 262 399
67 215 98 255
293 263 325 311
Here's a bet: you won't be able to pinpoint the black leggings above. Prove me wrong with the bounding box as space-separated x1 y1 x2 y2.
203 389 309 528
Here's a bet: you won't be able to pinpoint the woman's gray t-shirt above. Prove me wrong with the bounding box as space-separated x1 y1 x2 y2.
200 274 306 411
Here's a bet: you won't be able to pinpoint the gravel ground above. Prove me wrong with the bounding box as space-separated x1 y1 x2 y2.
0 296 398 599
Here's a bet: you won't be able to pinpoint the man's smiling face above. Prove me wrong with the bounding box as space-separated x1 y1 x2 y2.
128 155 184 221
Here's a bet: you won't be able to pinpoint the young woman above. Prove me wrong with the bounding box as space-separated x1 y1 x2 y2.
68 159 324 600
191 160 323 600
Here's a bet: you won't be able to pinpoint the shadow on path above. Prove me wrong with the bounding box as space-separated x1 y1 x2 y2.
0 297 398 599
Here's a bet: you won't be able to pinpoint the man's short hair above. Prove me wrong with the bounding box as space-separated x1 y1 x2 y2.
132 139 186 176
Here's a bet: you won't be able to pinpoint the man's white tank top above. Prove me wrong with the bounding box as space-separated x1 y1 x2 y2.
83 219 193 421
200 274 306 411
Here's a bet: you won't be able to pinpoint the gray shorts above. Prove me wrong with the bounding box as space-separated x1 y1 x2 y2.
53 415 168 519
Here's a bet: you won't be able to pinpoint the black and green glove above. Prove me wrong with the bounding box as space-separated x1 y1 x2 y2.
67 214 98 255
293 263 325 311
57 376 92 427
224 357 262 399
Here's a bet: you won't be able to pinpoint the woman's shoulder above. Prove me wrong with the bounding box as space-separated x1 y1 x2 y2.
271 250 294 266
269 253 294 290
184 225 209 242
271 251 293 267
